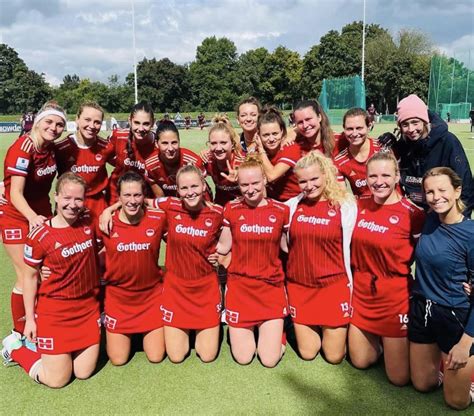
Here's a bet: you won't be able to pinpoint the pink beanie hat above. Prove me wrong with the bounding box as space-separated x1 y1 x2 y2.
397 94 429 124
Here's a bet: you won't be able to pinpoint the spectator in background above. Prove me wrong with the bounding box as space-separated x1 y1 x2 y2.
367 103 378 131
184 115 192 130
470 109 474 132
19 111 35 137
198 112 206 130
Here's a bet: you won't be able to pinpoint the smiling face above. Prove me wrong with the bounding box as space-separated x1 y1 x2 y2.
238 166 266 206
295 163 326 202
55 182 85 222
76 107 103 141
119 180 145 218
399 118 427 141
424 174 462 217
294 106 322 140
130 110 154 141
157 130 180 163
238 103 259 135
208 130 233 161
344 115 369 147
35 115 66 144
366 159 400 204
259 122 283 153
177 171 206 211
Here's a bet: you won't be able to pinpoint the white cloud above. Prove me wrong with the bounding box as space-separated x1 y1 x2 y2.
1 0 472 84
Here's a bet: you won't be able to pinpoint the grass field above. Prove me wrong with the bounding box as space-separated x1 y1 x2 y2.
1 123 473 415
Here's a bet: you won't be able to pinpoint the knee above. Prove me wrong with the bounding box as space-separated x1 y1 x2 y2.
412 377 438 393
167 350 188 364
197 349 218 363
108 353 129 366
43 374 70 389
74 368 95 380
299 346 319 361
350 354 375 370
445 393 471 411
146 351 166 364
259 354 281 368
324 350 346 365
387 373 410 387
232 350 254 365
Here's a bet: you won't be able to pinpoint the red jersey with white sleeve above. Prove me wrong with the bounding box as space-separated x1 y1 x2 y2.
158 197 223 279
351 197 425 277
3 135 57 217
334 139 381 198
101 208 166 290
205 152 245 206
267 144 301 202
23 214 100 299
107 129 156 203
287 199 347 287
145 148 206 197
54 134 115 197
223 198 289 284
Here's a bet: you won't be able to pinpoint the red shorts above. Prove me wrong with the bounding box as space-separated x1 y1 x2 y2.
225 275 288 328
1 203 51 244
104 282 163 334
287 278 350 327
35 291 101 354
85 192 107 221
351 271 411 338
161 272 221 329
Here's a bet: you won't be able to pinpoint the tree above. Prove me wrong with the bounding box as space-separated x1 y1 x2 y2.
0 43 51 113
127 57 190 112
234 47 271 101
189 37 238 111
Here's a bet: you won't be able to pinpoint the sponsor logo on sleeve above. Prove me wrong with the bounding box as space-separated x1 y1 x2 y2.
15 157 29 172
24 244 33 258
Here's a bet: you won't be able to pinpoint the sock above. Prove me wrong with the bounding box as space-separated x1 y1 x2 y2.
438 360 444 387
11 346 41 378
11 288 25 333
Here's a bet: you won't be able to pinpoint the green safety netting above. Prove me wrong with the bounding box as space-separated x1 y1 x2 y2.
319 75 366 125
428 54 473 121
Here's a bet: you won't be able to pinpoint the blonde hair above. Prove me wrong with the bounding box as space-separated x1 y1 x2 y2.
366 151 399 174
30 101 67 146
209 114 243 153
55 172 87 194
423 167 465 213
176 164 206 187
238 154 265 178
294 151 352 206
76 101 105 120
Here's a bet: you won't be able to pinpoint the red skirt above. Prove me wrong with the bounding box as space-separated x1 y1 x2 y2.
104 282 163 334
36 291 101 354
225 275 288 328
161 271 221 329
286 277 350 327
351 271 411 338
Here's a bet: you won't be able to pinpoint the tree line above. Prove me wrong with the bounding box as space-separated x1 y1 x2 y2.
0 21 465 116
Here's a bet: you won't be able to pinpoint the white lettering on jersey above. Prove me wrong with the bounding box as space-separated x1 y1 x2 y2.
71 165 100 174
296 215 330 226
61 239 93 258
116 242 151 252
355 178 367 188
357 219 388 233
175 224 208 237
239 224 274 234
124 158 145 170
37 164 57 176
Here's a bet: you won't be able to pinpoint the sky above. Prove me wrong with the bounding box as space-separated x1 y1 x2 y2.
1 0 473 86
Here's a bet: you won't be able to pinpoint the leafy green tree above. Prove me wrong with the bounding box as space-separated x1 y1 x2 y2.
0 43 51 114
189 37 238 111
234 47 271 101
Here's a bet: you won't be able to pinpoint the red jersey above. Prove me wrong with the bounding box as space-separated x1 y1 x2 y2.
3 135 56 217
295 132 348 160
287 199 346 287
23 215 100 299
159 197 223 280
351 197 425 277
267 144 301 202
145 147 206 197
334 139 381 198
54 134 115 197
205 152 245 206
101 208 166 290
107 129 156 202
223 198 289 284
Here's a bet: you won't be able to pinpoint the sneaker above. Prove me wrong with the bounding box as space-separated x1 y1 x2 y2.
2 331 22 366
470 382 474 403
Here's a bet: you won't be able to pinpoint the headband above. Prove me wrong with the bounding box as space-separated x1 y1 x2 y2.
34 109 67 125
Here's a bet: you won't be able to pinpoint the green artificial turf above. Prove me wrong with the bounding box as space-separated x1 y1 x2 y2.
1 123 473 415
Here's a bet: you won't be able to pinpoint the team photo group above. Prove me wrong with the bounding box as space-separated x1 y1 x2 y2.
1 93 473 410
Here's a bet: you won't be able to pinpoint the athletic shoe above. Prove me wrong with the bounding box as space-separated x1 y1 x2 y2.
438 370 444 387
470 382 474 403
1 331 22 366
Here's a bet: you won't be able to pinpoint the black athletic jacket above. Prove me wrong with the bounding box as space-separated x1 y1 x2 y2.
393 111 474 216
